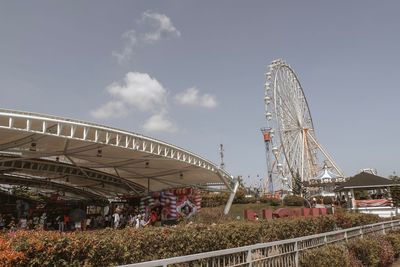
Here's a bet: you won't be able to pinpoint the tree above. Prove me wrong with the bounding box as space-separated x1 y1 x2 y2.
292 172 307 197
389 171 400 182
391 186 400 207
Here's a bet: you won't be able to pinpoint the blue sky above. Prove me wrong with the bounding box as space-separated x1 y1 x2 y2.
1 1 399 186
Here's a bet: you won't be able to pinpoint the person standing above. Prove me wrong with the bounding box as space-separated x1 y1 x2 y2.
18 216 27 230
113 211 120 229
63 214 70 231
0 214 5 230
56 215 64 232
39 213 47 230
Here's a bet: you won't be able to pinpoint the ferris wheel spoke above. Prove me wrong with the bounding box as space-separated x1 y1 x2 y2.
278 71 300 119
276 106 298 130
305 134 318 177
284 131 301 173
284 68 303 120
276 93 300 127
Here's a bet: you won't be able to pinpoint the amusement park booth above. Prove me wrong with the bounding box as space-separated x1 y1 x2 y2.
334 172 400 217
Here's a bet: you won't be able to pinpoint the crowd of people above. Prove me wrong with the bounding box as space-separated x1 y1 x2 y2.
0 206 163 232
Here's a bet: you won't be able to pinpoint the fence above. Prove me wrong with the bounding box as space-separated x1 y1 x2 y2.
119 219 400 267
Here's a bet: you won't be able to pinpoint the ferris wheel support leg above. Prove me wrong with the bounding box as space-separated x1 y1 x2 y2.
301 131 305 183
306 132 345 177
224 179 240 215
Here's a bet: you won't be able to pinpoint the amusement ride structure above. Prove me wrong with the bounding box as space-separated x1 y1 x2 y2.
261 59 345 194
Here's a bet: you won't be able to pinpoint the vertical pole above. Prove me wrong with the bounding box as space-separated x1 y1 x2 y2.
294 241 299 267
246 249 252 267
224 180 240 215
350 189 356 210
301 130 305 187
147 178 150 194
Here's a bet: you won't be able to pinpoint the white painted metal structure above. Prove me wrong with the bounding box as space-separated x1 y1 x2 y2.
0 109 235 202
119 220 400 267
263 59 345 193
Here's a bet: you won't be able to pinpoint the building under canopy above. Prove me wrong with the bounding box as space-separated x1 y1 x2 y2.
0 109 236 208
335 172 400 216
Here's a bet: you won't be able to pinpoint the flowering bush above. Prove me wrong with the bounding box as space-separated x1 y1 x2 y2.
283 195 304 206
0 237 25 267
386 230 400 256
348 234 395 267
0 213 382 266
300 244 350 267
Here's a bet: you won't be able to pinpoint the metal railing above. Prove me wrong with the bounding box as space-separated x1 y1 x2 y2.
119 220 400 267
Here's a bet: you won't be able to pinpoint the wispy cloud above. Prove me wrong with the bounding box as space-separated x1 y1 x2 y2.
175 87 218 108
113 11 180 64
112 30 137 65
141 11 181 43
90 100 127 120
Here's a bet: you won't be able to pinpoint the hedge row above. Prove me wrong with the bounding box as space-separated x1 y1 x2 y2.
201 190 257 207
201 191 306 207
0 213 380 267
300 230 400 267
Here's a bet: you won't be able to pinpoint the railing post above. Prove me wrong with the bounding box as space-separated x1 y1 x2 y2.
344 231 348 242
246 249 252 267
360 227 364 239
295 241 299 267
382 223 386 235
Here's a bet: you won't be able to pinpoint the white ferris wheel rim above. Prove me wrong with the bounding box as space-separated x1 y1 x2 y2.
267 60 317 181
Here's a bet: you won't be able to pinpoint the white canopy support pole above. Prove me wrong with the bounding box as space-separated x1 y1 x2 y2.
306 132 345 177
224 179 240 215
216 169 233 192
350 189 356 210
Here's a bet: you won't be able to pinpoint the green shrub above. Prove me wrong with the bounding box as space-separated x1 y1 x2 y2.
386 231 400 256
269 199 280 206
260 196 281 206
236 196 256 204
300 244 350 267
200 192 229 207
334 212 379 229
283 195 304 206
348 237 381 267
376 236 395 267
0 213 386 266
322 196 333 205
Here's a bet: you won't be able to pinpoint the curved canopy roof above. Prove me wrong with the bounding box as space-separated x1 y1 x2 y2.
0 109 234 202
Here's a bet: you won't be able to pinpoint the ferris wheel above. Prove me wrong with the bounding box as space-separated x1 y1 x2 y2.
262 59 345 193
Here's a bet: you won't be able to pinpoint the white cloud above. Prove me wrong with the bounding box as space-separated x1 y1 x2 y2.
143 112 177 133
175 87 218 108
90 101 127 119
113 11 180 63
107 72 167 112
141 11 181 43
91 72 178 133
